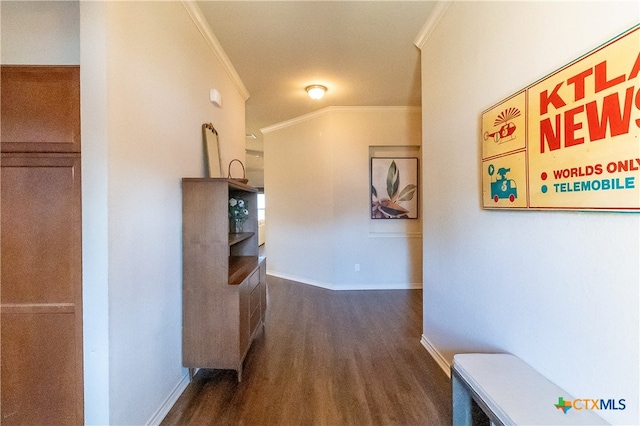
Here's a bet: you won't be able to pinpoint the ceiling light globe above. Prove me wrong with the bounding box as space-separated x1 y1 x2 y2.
306 85 327 100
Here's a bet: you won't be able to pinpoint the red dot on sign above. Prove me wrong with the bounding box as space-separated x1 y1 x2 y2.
541 172 547 180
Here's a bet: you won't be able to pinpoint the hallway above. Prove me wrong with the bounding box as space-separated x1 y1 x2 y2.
162 276 451 425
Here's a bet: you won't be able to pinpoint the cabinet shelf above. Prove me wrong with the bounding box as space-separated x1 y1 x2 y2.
229 232 254 246
228 256 259 285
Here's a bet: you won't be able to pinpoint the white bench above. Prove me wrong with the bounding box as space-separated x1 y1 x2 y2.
452 353 609 425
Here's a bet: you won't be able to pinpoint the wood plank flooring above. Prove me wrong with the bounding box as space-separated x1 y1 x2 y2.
162 276 452 425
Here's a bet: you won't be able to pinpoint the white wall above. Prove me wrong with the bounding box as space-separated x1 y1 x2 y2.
1 1 79 65
419 2 639 424
263 107 422 290
80 1 247 424
80 2 110 423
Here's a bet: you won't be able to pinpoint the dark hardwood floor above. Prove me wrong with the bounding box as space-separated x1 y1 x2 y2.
162 276 452 425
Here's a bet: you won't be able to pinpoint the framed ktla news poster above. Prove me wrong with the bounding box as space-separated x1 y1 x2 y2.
482 24 640 211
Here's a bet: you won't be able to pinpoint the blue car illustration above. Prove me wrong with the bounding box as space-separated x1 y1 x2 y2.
488 165 517 203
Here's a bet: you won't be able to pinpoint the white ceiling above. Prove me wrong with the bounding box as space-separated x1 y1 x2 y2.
197 1 437 150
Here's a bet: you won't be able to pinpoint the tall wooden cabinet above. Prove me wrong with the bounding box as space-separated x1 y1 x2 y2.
182 178 266 381
1 66 83 424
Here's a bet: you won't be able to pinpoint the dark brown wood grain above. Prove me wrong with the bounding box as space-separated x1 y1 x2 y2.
163 276 451 425
1 66 80 153
1 64 83 425
1 154 83 425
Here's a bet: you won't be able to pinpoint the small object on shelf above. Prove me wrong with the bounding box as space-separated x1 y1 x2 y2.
228 159 249 184
231 219 243 233
203 123 222 178
229 197 249 233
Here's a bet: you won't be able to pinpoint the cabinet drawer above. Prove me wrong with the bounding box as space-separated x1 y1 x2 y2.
250 284 261 313
248 268 260 291
250 304 261 334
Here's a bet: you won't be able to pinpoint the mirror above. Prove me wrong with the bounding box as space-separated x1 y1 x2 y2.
203 123 222 178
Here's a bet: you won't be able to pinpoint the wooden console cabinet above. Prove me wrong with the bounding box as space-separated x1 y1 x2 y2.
182 178 266 381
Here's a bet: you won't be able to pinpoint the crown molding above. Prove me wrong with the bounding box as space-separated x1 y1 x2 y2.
181 1 250 101
261 108 330 134
413 1 452 50
261 106 420 134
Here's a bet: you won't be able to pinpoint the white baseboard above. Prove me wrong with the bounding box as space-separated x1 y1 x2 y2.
146 372 190 426
420 334 451 378
266 270 421 291
267 271 332 289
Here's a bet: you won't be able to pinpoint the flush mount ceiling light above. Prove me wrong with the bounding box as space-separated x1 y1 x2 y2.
306 84 327 100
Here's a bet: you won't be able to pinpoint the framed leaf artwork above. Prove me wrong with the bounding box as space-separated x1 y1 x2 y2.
371 157 419 219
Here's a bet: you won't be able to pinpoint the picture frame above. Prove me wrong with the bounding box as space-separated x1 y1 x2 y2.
370 157 419 219
203 123 222 178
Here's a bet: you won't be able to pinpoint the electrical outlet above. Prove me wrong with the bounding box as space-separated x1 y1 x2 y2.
355 263 360 272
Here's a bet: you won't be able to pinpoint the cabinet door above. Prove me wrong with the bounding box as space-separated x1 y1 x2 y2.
248 269 261 336
1 66 80 153
239 278 251 361
1 154 83 425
